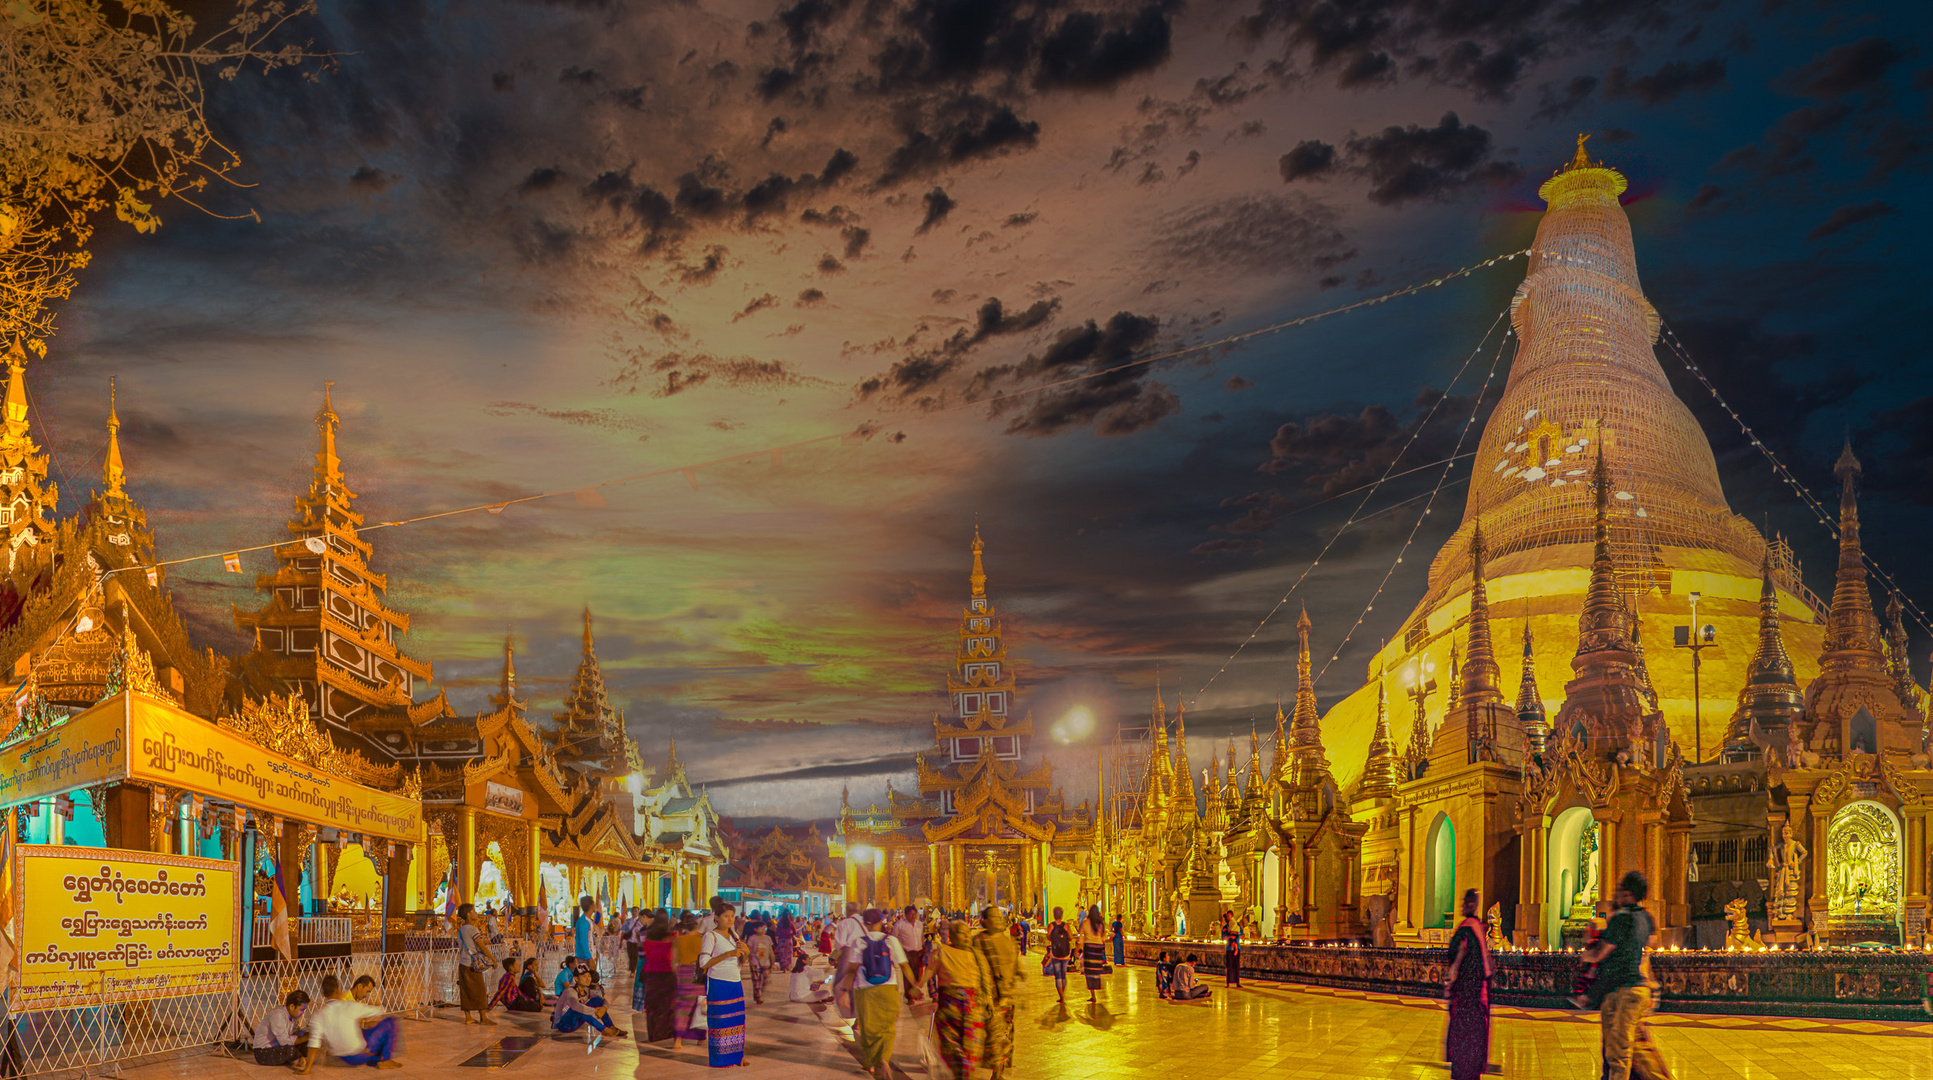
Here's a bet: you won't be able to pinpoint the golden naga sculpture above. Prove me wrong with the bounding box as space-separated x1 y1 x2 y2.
1723 898 1765 951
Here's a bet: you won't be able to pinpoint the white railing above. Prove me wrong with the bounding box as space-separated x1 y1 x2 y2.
0 952 438 1079
250 917 355 948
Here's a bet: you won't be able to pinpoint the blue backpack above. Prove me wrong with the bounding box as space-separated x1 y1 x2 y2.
859 934 895 985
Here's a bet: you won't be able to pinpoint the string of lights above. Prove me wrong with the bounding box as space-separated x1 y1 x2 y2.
1309 325 1513 690
1186 306 1512 711
1658 321 1933 639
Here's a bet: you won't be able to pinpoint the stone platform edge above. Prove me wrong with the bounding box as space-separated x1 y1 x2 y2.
1115 939 1933 1022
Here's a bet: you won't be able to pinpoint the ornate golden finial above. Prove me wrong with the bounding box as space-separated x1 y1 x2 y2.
667 736 681 776
1358 655 1401 800
108 605 171 703
1820 439 1886 665
314 382 343 488
1287 604 1329 782
582 605 595 653
1446 636 1462 713
1576 445 1634 656
1722 552 1804 759
1570 132 1592 171
969 526 987 599
1516 617 1548 754
103 378 126 498
3 348 29 441
1461 522 1501 705
1887 592 1920 708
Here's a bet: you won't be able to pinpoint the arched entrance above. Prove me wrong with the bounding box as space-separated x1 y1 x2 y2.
1827 800 1901 940
1425 813 1456 929
1545 806 1600 944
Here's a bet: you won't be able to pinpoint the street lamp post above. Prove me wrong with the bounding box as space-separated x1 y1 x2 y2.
1674 591 1717 763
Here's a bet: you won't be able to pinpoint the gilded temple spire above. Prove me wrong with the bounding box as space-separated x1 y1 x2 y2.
1446 636 1462 714
1357 659 1401 800
1516 620 1549 755
1173 699 1197 817
970 526 987 599
1287 605 1330 782
103 378 125 499
1820 441 1886 670
314 381 344 492
1886 592 1920 709
1721 553 1803 760
489 630 520 710
1460 523 1502 706
1577 447 1635 657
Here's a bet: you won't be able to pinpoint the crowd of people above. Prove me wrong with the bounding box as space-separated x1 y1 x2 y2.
250 873 1672 1080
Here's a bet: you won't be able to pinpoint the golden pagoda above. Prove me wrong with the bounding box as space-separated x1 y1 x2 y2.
233 385 449 759
839 528 1094 914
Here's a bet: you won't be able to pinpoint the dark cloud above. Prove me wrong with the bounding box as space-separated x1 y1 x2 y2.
610 348 816 397
855 295 1061 400
348 165 397 192
1307 113 1520 206
1189 537 1263 556
841 225 871 258
1791 37 1905 98
1278 139 1336 182
1004 212 1037 227
1534 75 1599 120
1259 385 1491 496
917 187 957 232
1149 193 1354 275
1226 375 1253 391
1805 199 1898 240
983 311 1173 437
732 293 780 321
1604 57 1727 105
1684 183 1724 213
819 148 859 185
878 97 1042 186
796 288 826 306
1035 6 1174 90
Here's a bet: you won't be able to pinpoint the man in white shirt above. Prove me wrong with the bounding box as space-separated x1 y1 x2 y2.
890 905 925 982
294 975 399 1071
844 910 918 1080
828 902 867 1024
252 989 310 1065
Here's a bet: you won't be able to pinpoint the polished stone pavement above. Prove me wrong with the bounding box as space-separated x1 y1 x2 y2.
106 954 1924 1080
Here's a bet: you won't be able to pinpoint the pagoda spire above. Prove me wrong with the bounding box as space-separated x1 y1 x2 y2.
3 349 29 444
1460 523 1502 706
489 629 520 710
1446 637 1463 714
1225 733 1240 798
1243 725 1264 801
1721 553 1804 759
1269 701 1287 781
1173 699 1196 817
1357 659 1401 800
314 382 344 492
1516 620 1549 755
1287 605 1330 783
1886 591 1920 709
1820 441 1887 669
667 736 681 776
582 604 595 654
1577 447 1635 657
103 378 126 498
969 527 987 599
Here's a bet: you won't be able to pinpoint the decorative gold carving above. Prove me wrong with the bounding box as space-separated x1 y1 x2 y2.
1723 898 1764 950
219 691 404 790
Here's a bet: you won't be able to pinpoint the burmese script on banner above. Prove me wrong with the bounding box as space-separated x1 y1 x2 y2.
12 846 240 1009
125 695 421 842
0 704 125 808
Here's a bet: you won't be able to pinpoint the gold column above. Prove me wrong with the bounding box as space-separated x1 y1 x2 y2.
527 820 542 918
459 807 477 906
928 845 940 907
872 850 888 907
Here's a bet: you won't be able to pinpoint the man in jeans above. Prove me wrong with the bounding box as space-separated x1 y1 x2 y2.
1581 870 1673 1080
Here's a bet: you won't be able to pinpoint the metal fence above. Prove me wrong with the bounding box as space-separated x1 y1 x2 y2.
0 952 442 1079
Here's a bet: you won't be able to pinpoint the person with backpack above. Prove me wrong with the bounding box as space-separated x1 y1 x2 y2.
1581 870 1674 1080
1044 907 1073 1004
846 909 919 1080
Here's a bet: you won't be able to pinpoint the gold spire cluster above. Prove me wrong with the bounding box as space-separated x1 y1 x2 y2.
1460 524 1502 705
1357 660 1401 800
1286 605 1331 786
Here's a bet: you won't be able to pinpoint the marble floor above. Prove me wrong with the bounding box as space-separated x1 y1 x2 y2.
103 957 1925 1080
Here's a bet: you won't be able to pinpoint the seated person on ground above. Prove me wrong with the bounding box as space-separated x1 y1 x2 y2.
253 989 310 1066
551 967 626 1042
1171 954 1210 1001
552 956 577 998
1153 951 1175 999
507 958 546 1012
293 975 400 1071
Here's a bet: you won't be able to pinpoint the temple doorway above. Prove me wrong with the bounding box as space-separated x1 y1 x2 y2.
1545 806 1600 944
1424 813 1456 929
1826 800 1901 941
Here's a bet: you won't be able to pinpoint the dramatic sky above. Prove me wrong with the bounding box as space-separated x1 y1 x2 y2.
37 0 1933 823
